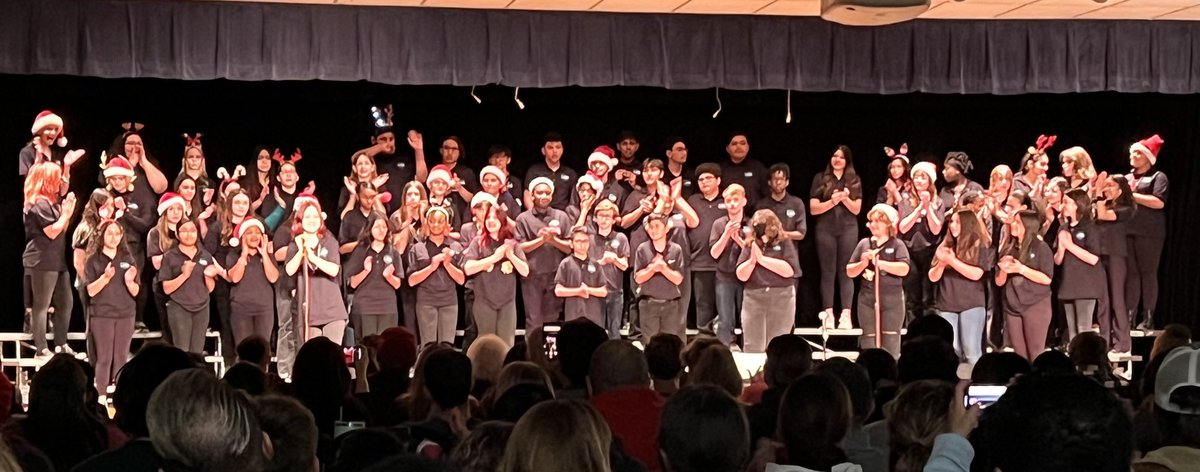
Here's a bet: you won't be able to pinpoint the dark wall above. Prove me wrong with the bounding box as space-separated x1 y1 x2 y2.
2 74 1197 332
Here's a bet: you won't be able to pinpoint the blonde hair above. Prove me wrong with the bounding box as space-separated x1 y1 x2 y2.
885 380 954 472
688 344 743 398
593 200 619 218
867 208 898 237
499 400 612 472
466 334 510 386
722 184 746 200
989 165 1013 191
23 161 63 207
1059 146 1096 181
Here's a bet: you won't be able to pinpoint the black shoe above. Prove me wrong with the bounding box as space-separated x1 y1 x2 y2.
1136 310 1155 331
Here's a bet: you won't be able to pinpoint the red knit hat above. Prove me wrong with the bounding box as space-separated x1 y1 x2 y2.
229 219 265 247
103 156 136 179
157 192 186 215
31 110 67 147
1131 134 1164 165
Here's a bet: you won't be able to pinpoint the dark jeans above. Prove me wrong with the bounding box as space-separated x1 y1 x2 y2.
213 280 236 366
275 286 298 377
604 290 624 340
1125 235 1164 319
521 273 562 331
714 278 743 345
903 246 936 321
692 271 717 334
1103 255 1130 351
817 226 857 311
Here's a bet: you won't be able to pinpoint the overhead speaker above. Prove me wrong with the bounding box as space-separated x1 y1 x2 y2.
820 0 931 26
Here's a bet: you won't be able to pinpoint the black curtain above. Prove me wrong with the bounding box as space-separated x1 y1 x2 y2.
2 74 1197 333
4 0 1200 93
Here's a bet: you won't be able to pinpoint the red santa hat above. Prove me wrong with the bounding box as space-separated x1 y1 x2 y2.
587 145 618 171
426 164 453 188
229 219 265 247
910 161 937 182
478 165 507 186
1131 134 1164 165
103 156 136 179
31 110 67 147
157 192 186 215
528 176 555 192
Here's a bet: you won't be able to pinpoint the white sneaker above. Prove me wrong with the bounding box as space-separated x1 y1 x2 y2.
837 311 853 330
818 311 835 330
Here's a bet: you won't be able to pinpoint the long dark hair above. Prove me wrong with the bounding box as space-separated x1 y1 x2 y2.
778 373 852 471
72 189 112 250
1065 189 1094 224
219 189 252 247
815 145 862 199
943 209 986 263
1002 210 1042 265
479 203 515 248
357 210 394 248
24 355 109 471
1107 175 1135 210
241 146 275 199
86 219 132 261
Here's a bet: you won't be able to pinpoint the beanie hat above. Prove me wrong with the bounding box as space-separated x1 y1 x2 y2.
910 161 937 182
944 152 973 174
1131 134 1165 165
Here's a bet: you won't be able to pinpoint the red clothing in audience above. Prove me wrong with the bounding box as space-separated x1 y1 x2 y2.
591 387 665 471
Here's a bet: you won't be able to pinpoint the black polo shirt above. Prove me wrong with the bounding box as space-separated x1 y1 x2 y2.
84 252 137 318
346 244 402 316
226 248 276 317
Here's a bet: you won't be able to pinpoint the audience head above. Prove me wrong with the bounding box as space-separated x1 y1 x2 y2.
254 395 319 472
491 383 556 423
970 352 1031 386
493 361 555 399
645 334 684 382
223 361 268 396
112 344 195 437
360 454 448 472
897 336 959 385
857 348 899 386
467 334 510 388
333 429 409 472
556 319 609 389
905 316 954 346
973 373 1132 472
885 380 955 472
589 340 650 395
292 338 352 425
1031 349 1075 376
1151 324 1193 361
148 369 265 472
658 385 750 472
377 327 419 371
1068 332 1111 371
1153 344 1200 423
423 349 473 410
403 343 455 421
763 334 813 389
778 373 853 471
682 336 724 371
235 335 272 370
499 400 611 472
451 421 515 472
816 358 875 424
688 344 743 398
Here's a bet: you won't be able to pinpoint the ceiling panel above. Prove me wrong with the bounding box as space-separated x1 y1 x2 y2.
204 0 1200 19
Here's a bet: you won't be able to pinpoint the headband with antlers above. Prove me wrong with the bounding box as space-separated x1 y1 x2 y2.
1027 134 1057 156
121 122 145 133
371 105 394 130
182 133 203 151
884 143 910 164
272 148 303 166
97 198 125 223
216 165 247 195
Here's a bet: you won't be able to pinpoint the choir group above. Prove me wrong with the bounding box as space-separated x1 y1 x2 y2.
18 107 1168 393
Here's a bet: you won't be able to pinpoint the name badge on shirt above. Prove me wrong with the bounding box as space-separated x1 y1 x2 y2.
1076 232 1085 241
397 162 406 169
744 171 754 178
587 264 597 273
119 262 131 270
672 213 683 220
560 174 570 181
884 248 895 255
1142 176 1154 184
318 247 329 258
198 259 209 266
128 203 139 210
786 209 796 218
683 180 693 187
549 220 560 227
610 239 621 249
383 255 393 264
772 245 781 252
608 194 617 202
718 203 727 210
634 169 642 175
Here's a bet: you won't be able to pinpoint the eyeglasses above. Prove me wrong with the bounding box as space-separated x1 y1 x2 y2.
441 146 460 151
698 175 717 182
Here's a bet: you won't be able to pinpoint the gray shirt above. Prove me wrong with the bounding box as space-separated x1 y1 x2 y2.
555 254 605 321
515 207 572 275
633 240 684 300
407 237 463 308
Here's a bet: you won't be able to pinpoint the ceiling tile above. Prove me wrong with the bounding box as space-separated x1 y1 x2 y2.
674 0 776 14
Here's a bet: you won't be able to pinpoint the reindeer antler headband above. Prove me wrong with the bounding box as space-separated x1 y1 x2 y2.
182 133 203 151
1027 134 1057 156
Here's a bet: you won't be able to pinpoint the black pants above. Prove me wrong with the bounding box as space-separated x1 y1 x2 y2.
154 280 173 345
817 227 857 311
692 271 717 334
90 316 134 394
857 284 904 358
1125 235 1164 317
212 280 236 366
231 312 274 348
29 270 72 352
903 246 936 321
1103 255 1130 351
400 285 418 334
461 287 478 350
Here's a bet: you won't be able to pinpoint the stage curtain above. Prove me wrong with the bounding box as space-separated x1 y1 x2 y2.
3 0 1200 93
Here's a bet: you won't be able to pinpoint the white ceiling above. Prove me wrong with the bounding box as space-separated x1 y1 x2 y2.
211 0 1200 20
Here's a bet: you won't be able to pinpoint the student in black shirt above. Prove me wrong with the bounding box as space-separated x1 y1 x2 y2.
23 161 77 357
898 161 944 320
427 164 464 232
1055 189 1107 344
709 184 749 347
20 110 85 179
149 192 187 346
939 152 984 211
285 196 350 345
226 219 280 346
996 210 1054 361
350 108 428 214
487 145 524 213
524 132 577 211
175 135 212 208
408 206 466 346
161 218 221 354
590 200 631 340
1125 134 1168 330
663 138 696 199
634 213 686 344
847 204 910 358
736 210 801 353
479 164 522 222
811 145 863 331
929 209 991 364
876 145 912 205
1094 175 1136 354
613 130 644 194
338 152 388 222
555 227 608 325
437 136 479 215
339 181 384 256
463 203 530 346
347 212 403 341
103 155 158 332
516 177 573 331
720 133 769 210
686 163 725 338
84 219 139 394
